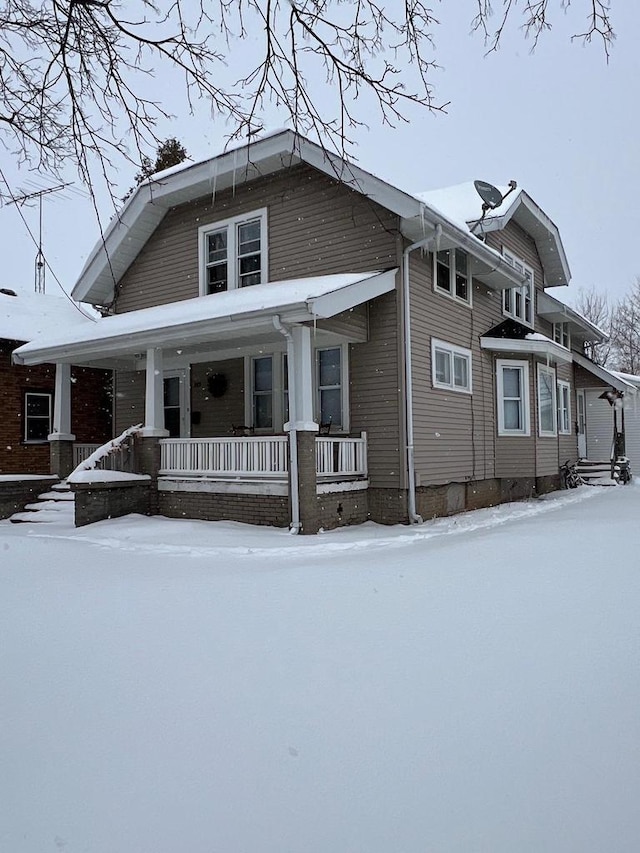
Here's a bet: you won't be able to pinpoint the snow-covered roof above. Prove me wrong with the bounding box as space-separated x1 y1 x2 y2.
417 182 571 288
537 291 608 342
13 271 396 367
73 130 527 306
0 288 96 345
573 353 637 392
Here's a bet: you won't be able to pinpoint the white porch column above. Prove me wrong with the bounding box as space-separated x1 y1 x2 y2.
286 325 318 432
49 362 75 441
141 347 169 437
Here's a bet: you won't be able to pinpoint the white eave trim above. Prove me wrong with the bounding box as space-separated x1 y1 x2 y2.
573 351 637 392
480 336 573 363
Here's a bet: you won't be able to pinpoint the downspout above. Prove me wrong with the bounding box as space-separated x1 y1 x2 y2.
403 224 442 524
273 315 301 534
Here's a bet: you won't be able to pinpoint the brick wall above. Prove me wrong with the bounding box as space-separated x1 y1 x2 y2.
72 480 152 527
317 488 369 530
0 477 59 519
0 341 112 474
158 490 291 527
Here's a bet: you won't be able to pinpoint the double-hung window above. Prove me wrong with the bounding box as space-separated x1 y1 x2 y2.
24 391 52 442
431 339 472 393
537 363 557 437
434 249 470 305
199 209 267 294
496 360 530 436
317 347 344 429
251 356 273 430
502 249 534 326
557 379 571 435
553 322 570 349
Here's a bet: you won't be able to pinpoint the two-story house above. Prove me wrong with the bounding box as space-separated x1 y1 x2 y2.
12 131 626 531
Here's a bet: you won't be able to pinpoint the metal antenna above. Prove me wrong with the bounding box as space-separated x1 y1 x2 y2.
8 182 71 293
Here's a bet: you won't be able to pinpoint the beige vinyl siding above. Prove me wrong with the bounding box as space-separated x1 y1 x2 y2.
115 164 399 312
408 250 503 486
190 359 245 438
495 355 536 478
114 370 145 435
486 222 546 332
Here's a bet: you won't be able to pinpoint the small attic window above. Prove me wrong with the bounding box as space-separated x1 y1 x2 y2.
0 288 17 297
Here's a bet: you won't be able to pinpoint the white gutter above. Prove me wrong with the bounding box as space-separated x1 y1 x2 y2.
273 315 301 534
402 224 442 524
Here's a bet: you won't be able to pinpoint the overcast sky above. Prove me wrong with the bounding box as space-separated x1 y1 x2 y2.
2 3 638 307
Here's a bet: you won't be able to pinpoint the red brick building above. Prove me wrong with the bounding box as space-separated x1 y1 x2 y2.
0 288 112 474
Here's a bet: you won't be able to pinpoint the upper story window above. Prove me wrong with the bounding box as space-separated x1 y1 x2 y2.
434 249 470 305
502 249 534 327
199 209 267 295
431 338 472 394
553 321 570 349
24 391 52 442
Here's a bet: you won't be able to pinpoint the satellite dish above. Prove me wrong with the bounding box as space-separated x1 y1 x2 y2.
474 180 504 210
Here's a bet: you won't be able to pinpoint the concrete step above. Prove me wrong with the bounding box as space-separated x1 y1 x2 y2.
10 508 74 524
9 479 75 523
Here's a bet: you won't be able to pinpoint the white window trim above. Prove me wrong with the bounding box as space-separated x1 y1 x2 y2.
501 248 534 328
557 379 572 435
243 344 350 433
431 338 472 394
24 391 52 443
432 249 472 307
316 344 350 433
553 322 571 350
198 208 268 295
496 359 530 437
163 368 191 438
537 363 557 438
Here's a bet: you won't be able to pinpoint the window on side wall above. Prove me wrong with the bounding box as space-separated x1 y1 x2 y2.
502 249 534 326
24 391 52 442
431 339 472 393
537 363 557 437
433 249 470 305
553 322 570 349
496 360 530 436
557 380 571 435
199 209 267 295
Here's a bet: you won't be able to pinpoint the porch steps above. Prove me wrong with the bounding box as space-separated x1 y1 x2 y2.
9 481 75 524
575 459 619 485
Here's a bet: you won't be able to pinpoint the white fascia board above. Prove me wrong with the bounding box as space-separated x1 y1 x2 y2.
537 291 608 342
480 336 573 363
573 352 636 391
307 269 397 317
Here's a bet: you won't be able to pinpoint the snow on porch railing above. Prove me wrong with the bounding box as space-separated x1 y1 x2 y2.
315 432 368 478
69 425 141 477
159 436 289 478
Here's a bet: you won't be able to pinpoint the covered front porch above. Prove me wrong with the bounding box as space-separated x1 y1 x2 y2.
14 271 396 532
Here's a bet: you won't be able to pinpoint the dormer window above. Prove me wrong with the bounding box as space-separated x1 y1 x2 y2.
433 249 470 305
199 208 268 295
502 248 534 327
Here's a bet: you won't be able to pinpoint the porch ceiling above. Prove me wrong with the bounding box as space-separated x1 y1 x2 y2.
12 270 396 367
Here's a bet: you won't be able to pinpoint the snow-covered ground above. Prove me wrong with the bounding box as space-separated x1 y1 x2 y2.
2 484 640 853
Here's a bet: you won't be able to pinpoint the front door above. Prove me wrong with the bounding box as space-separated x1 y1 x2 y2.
576 389 587 459
164 369 189 437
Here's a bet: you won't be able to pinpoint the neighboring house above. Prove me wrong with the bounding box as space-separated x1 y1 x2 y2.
12 131 629 532
0 288 112 475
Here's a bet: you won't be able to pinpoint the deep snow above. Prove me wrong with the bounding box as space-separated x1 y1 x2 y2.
1 484 639 853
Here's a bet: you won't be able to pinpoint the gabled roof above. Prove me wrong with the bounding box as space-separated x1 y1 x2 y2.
417 182 571 288
14 270 396 367
73 131 528 306
573 353 637 393
536 291 608 343
0 288 96 345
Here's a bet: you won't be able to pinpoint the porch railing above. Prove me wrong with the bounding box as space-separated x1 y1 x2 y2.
316 433 367 478
159 432 368 480
159 436 289 478
72 441 134 472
